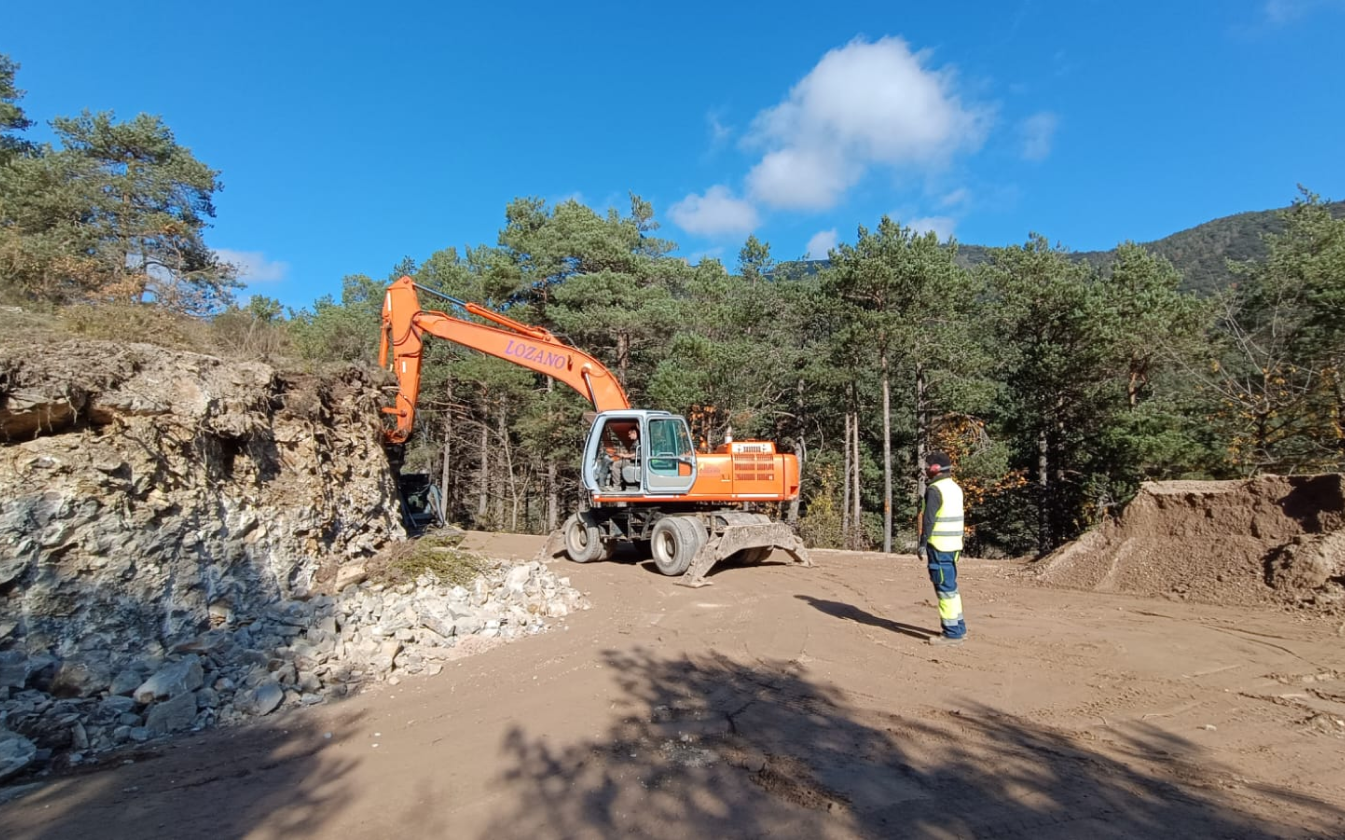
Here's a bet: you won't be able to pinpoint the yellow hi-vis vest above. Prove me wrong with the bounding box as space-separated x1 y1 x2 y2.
929 477 964 552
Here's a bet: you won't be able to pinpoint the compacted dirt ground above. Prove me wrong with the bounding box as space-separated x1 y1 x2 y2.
4 535 1344 840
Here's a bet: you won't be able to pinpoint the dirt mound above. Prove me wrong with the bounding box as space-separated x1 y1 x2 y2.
1031 475 1345 610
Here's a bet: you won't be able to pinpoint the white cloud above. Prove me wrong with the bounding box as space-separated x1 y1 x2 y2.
667 185 760 237
1264 0 1345 24
215 249 289 283
908 216 956 241
747 147 859 209
1052 50 1073 78
743 37 991 211
1019 112 1059 161
551 191 586 206
939 187 971 208
805 229 839 259
707 110 732 144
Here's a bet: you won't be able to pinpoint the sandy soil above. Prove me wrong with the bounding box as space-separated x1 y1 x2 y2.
1031 475 1345 612
4 534 1344 840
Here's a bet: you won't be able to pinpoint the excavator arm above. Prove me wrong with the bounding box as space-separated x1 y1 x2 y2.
380 276 631 444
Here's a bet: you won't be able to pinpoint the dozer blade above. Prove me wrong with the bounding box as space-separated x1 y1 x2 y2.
535 527 568 563
678 520 813 588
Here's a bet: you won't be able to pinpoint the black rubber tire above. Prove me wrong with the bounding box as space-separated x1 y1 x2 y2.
650 516 705 577
563 513 606 563
733 546 772 565
676 517 708 565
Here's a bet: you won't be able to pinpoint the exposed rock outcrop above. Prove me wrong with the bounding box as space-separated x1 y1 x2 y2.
1 340 404 656
0 336 590 780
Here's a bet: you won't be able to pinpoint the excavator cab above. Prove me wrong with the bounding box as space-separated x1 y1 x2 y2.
582 410 697 496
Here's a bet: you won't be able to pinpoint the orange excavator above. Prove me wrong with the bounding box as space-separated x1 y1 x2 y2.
379 276 812 586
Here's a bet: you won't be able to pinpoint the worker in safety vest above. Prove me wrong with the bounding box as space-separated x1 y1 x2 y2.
918 451 966 645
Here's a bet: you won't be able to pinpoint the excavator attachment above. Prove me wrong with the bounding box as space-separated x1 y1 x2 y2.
535 510 813 587
536 527 569 564
676 512 813 588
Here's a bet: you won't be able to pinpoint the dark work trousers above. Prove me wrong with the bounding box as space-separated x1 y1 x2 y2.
925 545 966 639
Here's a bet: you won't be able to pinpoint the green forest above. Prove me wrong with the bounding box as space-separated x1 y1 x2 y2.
3 55 1343 558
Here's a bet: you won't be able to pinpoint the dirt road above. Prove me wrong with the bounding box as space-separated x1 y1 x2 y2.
5 536 1345 839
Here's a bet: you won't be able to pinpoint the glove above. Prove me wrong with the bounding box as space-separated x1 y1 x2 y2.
916 542 927 554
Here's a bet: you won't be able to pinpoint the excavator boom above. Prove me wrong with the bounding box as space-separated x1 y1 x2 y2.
380 276 630 443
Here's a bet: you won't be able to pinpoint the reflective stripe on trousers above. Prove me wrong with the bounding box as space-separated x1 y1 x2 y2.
926 545 966 639
937 590 963 628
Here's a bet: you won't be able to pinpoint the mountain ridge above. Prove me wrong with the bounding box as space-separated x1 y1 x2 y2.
778 200 1345 294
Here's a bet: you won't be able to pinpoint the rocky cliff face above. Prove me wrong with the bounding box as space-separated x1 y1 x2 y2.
0 334 593 782
0 338 404 707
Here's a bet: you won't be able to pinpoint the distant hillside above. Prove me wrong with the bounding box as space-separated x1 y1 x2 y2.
777 201 1345 295
1074 201 1345 294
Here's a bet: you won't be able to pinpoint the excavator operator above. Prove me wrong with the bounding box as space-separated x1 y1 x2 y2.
608 426 640 489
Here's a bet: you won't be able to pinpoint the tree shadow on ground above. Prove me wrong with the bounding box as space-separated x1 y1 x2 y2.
795 594 933 640
2 709 365 840
480 648 1345 839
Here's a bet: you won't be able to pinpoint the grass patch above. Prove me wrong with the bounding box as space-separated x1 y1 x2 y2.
61 302 213 352
1 301 306 366
376 532 492 587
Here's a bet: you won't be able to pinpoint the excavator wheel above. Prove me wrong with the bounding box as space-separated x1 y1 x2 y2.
731 547 773 565
563 513 609 563
651 516 706 577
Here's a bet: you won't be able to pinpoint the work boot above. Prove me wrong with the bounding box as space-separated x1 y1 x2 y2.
927 635 965 647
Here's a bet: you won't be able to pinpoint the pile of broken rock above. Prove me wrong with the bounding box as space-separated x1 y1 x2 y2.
0 558 588 782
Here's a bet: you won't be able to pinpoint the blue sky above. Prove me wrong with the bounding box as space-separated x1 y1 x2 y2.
6 1 1345 308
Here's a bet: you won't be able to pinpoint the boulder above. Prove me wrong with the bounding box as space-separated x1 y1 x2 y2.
145 692 199 736
0 650 27 689
48 657 114 698
335 563 368 590
0 729 37 782
248 681 284 716
134 656 204 704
